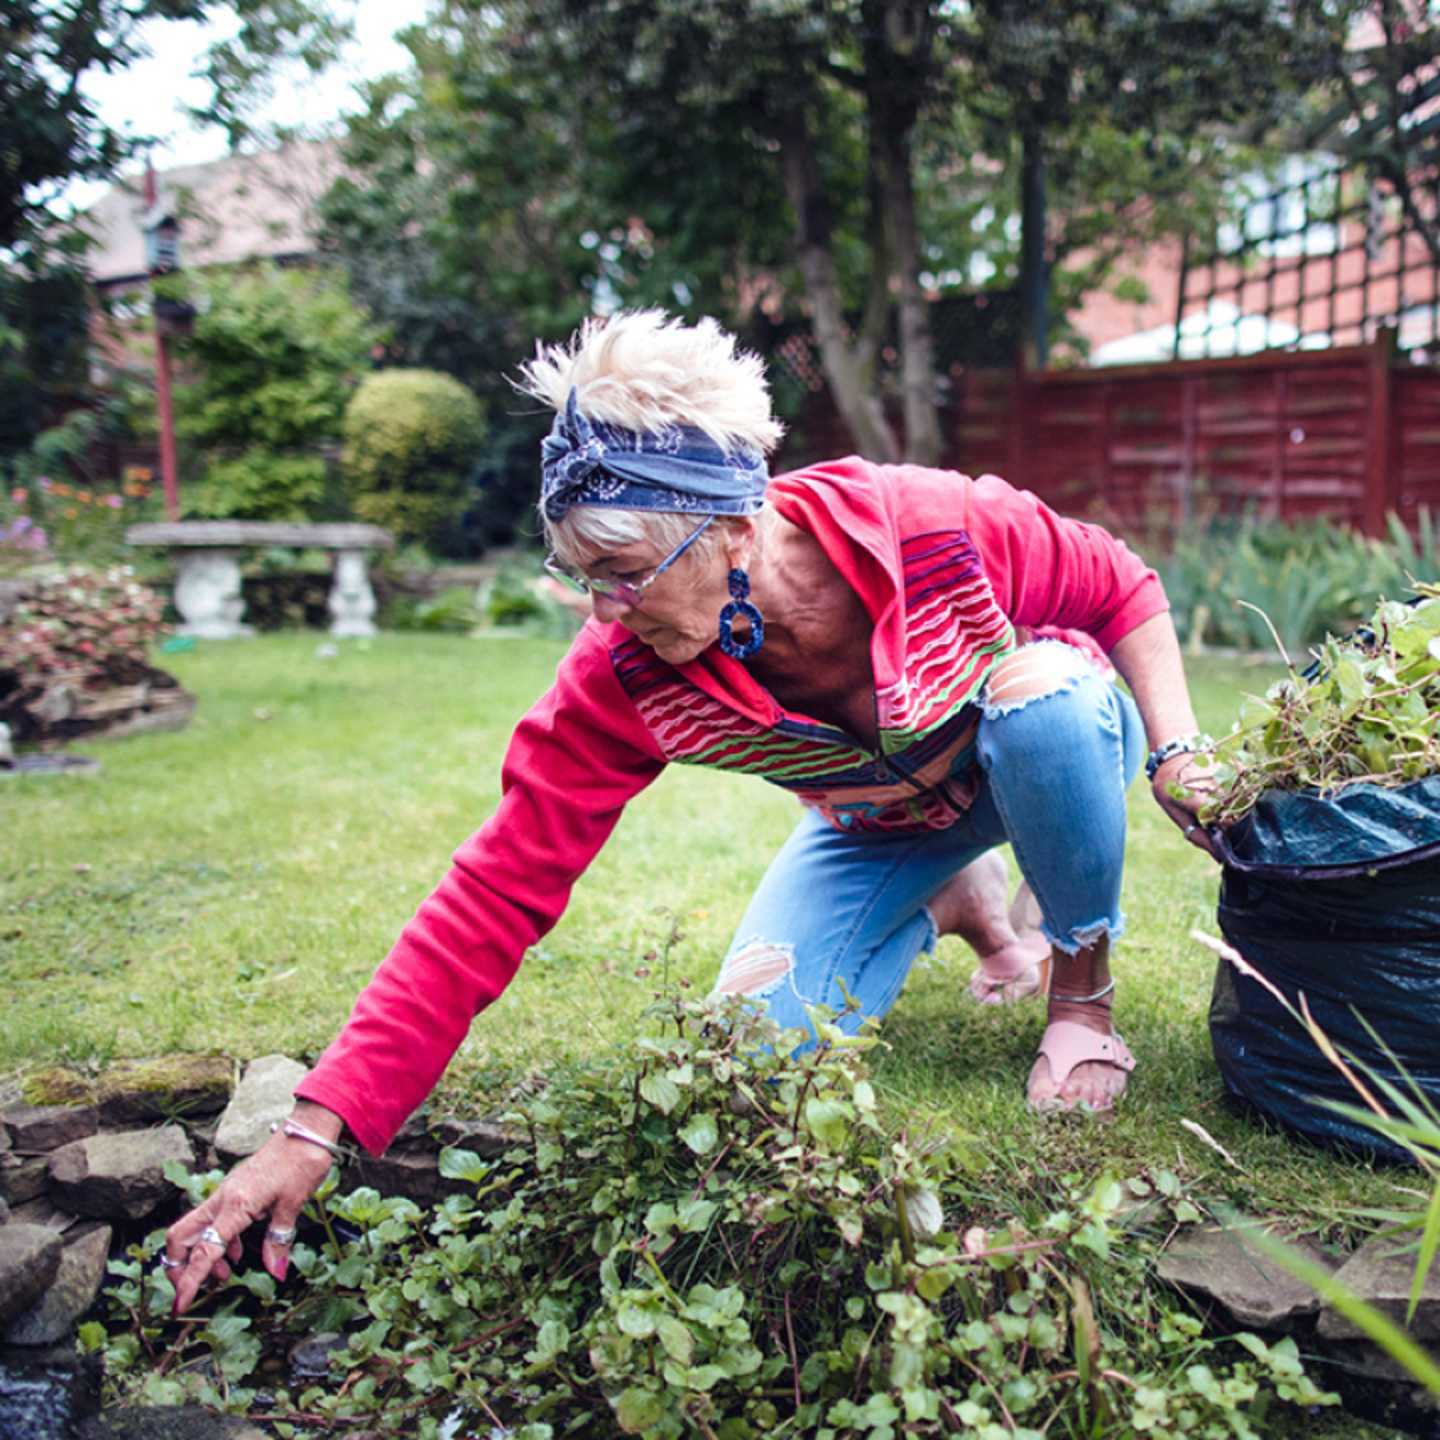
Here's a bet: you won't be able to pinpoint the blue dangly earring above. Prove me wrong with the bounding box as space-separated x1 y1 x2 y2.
717 568 765 659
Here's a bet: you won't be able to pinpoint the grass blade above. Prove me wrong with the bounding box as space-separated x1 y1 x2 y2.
1409 1181 1440 1326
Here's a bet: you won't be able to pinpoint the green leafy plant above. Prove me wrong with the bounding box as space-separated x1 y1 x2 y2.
479 560 581 637
1159 514 1410 656
341 369 485 549
1201 588 1440 823
384 585 481 634
95 993 1335 1438
166 264 379 523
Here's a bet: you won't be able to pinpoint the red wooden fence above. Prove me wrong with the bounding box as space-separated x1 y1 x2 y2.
783 330 1440 539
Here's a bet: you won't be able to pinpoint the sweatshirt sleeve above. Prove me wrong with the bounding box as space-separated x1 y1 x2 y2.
963 472 1169 651
294 627 667 1154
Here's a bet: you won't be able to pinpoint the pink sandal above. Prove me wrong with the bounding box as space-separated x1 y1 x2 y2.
967 934 1051 1006
1028 1020 1135 1114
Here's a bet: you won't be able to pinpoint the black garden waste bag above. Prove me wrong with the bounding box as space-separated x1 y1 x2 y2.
1210 775 1440 1161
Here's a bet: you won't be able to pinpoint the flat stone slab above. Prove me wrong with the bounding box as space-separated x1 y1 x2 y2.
0 1155 48 1207
214 1055 308 1157
48 1127 193 1220
1157 1221 1335 1330
1319 1232 1440 1341
127 521 393 550
9 1196 78 1234
4 1222 112 1346
0 1103 98 1153
0 1225 63 1325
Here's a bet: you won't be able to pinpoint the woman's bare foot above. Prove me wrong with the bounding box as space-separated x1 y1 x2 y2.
1026 935 1134 1112
930 852 1049 1004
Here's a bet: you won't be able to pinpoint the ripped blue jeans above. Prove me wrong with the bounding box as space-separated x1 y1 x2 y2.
711 657 1146 1036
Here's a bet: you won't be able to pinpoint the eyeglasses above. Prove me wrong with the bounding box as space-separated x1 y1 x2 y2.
544 515 715 609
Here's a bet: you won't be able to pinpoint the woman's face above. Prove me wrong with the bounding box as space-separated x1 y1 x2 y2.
585 525 742 665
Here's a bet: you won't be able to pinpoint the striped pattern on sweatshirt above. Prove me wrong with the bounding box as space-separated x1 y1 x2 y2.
611 529 1015 833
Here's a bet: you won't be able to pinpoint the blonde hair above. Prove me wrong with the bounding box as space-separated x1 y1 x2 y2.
518 309 783 567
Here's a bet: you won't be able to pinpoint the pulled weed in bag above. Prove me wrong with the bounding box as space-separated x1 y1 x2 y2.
1202 586 1440 825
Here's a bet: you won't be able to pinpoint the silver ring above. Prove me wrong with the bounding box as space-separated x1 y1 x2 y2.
157 1253 185 1271
266 1225 297 1246
198 1224 226 1250
1184 822 1199 838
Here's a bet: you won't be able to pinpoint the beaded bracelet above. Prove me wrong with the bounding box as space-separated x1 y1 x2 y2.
1144 733 1212 782
270 1117 354 1164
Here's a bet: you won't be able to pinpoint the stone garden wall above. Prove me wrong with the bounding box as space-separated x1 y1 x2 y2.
2 1051 1438 1437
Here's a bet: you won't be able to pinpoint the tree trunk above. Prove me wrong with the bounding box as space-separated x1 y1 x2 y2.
1020 126 1049 369
868 0 942 464
779 111 901 462
872 120 941 464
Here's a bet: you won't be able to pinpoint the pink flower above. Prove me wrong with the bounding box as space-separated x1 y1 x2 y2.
103 494 124 509
10 488 25 505
36 476 51 491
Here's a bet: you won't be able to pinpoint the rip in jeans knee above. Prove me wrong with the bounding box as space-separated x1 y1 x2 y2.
1047 915 1121 956
982 669 1086 720
714 938 796 1000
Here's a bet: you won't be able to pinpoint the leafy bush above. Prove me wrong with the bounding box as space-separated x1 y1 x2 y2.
478 561 583 637
341 369 485 548
1159 513 1415 655
384 584 481 633
0 566 167 685
168 265 379 522
96 994 1334 1438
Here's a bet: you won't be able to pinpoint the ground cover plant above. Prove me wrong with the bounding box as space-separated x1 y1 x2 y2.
95 995 1335 1438
0 633 1423 1437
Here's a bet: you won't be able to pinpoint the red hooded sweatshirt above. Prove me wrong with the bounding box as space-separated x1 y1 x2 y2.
296 459 1167 1152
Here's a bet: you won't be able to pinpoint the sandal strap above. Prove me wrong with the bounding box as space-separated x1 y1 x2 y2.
1036 1020 1136 1090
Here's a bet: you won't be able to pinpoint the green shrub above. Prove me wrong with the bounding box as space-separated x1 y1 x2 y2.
341 369 485 549
96 994 1336 1438
384 584 481 633
168 265 379 523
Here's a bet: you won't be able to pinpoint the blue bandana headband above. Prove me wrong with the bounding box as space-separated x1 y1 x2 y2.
540 388 769 522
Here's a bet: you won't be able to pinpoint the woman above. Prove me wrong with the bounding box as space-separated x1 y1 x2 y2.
165 311 1213 1313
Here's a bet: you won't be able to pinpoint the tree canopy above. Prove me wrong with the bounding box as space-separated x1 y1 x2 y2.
319 0 1383 471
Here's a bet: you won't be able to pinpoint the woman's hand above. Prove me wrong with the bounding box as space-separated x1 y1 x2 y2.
163 1103 340 1316
1151 750 1219 857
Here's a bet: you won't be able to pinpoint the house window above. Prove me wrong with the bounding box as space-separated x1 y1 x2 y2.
1216 154 1342 259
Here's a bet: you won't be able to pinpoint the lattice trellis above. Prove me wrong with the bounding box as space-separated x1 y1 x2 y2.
1179 154 1440 361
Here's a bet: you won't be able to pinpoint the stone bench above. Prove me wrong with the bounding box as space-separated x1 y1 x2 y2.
125 521 395 639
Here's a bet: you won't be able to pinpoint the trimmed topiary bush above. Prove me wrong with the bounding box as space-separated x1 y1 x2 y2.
341 369 485 550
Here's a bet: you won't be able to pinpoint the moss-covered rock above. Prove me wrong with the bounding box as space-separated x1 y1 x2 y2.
20 1068 97 1109
95 1054 234 1123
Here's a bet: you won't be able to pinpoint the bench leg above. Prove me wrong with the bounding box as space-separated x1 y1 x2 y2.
328 549 378 637
172 549 253 639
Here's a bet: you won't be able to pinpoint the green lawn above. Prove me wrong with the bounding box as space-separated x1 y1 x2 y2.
0 634 1413 1238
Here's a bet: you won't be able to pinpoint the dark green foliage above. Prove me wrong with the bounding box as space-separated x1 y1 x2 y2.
341 369 485 550
167 265 379 522
0 250 93 464
0 1 350 253
1158 512 1438 656
96 995 1335 1437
